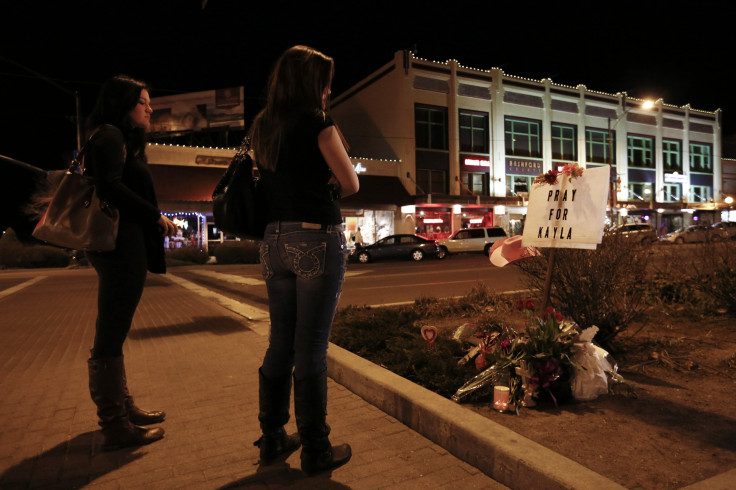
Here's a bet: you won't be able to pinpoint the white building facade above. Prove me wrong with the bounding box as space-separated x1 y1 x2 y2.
331 50 725 238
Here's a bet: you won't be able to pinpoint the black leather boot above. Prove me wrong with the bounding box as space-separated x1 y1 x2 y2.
253 368 301 464
88 356 164 451
294 371 351 475
120 358 165 425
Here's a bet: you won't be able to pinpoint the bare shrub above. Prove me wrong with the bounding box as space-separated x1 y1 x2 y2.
516 233 650 349
689 241 736 315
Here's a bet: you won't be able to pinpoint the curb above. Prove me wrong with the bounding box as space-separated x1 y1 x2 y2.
327 342 625 490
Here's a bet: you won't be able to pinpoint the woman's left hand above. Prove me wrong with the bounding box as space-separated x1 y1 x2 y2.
157 214 178 237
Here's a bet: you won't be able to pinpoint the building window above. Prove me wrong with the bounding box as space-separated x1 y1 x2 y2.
690 185 711 203
551 123 576 161
459 111 489 153
628 182 653 201
585 128 613 164
662 139 682 172
628 135 654 168
506 175 532 196
505 117 541 158
416 169 446 194
460 172 488 195
662 184 681 202
690 143 712 172
415 105 448 150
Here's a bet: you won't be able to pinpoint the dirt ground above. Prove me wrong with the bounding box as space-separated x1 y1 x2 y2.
461 308 736 489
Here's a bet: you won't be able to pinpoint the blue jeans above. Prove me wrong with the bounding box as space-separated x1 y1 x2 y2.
259 221 347 381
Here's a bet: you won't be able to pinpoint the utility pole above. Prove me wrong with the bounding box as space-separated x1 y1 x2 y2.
0 56 82 151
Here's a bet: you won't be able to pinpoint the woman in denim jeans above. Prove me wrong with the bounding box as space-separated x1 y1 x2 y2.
249 45 359 475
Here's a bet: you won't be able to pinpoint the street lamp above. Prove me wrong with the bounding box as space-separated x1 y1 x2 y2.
606 96 654 222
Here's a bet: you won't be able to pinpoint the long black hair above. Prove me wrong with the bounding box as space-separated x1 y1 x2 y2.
249 46 336 171
86 75 150 158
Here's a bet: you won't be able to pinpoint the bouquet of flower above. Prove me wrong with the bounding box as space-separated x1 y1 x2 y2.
533 163 584 186
453 300 582 411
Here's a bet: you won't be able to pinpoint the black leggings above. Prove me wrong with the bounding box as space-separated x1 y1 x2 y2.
87 222 148 358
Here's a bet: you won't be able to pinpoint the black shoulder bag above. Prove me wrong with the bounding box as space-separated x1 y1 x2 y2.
212 137 266 240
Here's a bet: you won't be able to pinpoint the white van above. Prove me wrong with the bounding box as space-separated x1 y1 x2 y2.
438 227 508 256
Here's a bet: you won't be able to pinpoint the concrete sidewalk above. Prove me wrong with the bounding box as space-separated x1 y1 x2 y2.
0 267 505 489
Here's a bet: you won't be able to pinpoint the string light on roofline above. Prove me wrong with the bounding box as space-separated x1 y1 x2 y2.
411 52 716 114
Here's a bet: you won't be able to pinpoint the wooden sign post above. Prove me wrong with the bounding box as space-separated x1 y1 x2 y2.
521 165 611 311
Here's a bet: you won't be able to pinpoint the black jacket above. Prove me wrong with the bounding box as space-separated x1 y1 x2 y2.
85 125 166 273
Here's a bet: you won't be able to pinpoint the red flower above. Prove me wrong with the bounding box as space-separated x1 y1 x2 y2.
517 299 535 311
544 307 563 322
475 354 488 371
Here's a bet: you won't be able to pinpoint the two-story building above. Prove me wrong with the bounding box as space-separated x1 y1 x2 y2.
330 50 725 240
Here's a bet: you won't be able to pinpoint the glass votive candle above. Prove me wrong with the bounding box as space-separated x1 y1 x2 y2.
493 386 510 412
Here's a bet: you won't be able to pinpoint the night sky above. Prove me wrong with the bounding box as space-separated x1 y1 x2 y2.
1 0 733 170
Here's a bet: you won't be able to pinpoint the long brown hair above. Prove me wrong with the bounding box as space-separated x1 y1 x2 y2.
249 45 336 171
87 75 150 159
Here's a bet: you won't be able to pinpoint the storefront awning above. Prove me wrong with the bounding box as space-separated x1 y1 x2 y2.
341 175 413 208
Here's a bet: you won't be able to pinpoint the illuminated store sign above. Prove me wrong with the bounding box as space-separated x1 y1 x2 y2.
664 172 686 183
505 158 543 176
464 158 490 167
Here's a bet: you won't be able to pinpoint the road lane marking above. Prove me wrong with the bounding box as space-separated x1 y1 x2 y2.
164 273 270 336
351 279 517 290
367 289 535 308
0 276 47 299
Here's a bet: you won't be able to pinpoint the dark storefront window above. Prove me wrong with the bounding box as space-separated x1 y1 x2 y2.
460 172 488 195
415 104 448 150
506 175 532 196
663 139 682 172
551 123 576 161
690 143 712 172
416 169 447 194
459 110 489 153
628 135 654 168
504 117 541 158
585 128 613 164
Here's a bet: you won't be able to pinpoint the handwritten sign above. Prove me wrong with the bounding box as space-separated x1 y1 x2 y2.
522 166 610 250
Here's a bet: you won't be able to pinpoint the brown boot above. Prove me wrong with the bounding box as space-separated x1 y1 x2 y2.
88 356 164 451
294 371 351 475
253 368 301 464
120 358 165 425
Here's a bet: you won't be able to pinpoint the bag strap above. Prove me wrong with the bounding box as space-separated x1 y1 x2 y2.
69 124 114 174
234 136 251 158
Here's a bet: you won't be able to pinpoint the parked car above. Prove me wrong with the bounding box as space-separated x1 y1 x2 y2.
607 223 658 244
660 224 726 244
349 234 445 263
712 221 736 240
437 227 508 256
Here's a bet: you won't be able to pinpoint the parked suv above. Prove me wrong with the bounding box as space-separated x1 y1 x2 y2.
712 221 736 240
661 224 726 244
438 227 507 256
608 223 658 244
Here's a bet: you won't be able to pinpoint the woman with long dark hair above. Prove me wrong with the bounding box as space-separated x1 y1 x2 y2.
250 45 359 475
84 75 176 451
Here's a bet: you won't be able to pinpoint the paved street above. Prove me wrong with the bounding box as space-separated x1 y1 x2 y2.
0 266 505 489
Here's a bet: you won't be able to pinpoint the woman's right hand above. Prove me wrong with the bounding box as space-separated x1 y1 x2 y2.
157 214 178 237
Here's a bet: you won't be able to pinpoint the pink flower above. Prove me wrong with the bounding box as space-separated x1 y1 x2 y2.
500 338 511 355
560 163 584 181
